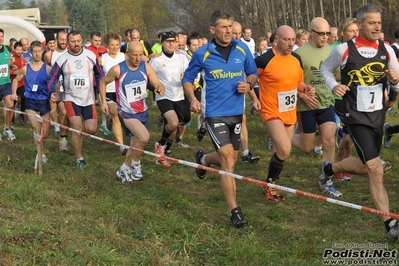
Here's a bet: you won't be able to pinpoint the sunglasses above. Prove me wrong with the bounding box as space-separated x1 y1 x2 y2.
311 29 331 36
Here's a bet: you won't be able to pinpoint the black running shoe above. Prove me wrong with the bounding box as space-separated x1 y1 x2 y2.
193 148 207 179
241 151 259 163
230 207 248 228
196 125 207 142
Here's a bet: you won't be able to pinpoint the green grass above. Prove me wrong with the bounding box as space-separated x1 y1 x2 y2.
1 98 399 265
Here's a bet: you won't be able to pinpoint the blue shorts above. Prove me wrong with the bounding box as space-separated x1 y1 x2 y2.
297 105 335 134
0 83 12 99
64 101 97 120
25 98 51 115
119 109 149 137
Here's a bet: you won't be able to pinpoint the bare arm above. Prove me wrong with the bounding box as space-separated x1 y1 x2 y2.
99 64 120 114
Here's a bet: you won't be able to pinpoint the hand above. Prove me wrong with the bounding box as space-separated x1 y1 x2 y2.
190 99 201 113
237 81 250 94
385 69 399 84
332 84 350 97
50 92 59 102
301 93 319 109
101 103 109 114
154 85 165 97
251 98 261 111
11 93 18 101
303 86 316 97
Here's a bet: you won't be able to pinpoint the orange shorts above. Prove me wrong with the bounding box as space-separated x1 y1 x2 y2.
260 111 295 126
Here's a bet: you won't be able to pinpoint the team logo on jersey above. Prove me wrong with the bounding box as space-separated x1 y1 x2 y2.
234 123 242 134
234 58 241 63
74 60 83 69
381 56 386 60
347 62 385 86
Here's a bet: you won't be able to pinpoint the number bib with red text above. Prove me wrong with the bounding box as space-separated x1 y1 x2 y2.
125 81 147 103
70 74 89 91
278 89 297 112
356 84 383 112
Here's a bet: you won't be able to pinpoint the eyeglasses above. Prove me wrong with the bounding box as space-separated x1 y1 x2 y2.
311 29 331 36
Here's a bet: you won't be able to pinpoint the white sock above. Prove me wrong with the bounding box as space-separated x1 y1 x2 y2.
200 154 207 165
242 150 249 156
131 159 140 167
121 163 130 171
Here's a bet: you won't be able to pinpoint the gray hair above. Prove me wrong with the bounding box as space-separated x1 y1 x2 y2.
209 10 233 27
354 4 382 23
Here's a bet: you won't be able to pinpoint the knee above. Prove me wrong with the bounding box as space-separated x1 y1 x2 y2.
167 120 179 131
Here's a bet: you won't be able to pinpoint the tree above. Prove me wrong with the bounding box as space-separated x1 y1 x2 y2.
28 0 39 8
4 0 26 9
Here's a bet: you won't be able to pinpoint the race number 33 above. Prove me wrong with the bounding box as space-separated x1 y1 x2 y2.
278 89 297 112
356 84 383 112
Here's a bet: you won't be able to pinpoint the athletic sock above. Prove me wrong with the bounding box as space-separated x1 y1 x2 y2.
323 162 334 177
267 153 284 182
131 159 140 167
165 139 173 151
242 150 249 156
121 163 130 171
159 125 172 146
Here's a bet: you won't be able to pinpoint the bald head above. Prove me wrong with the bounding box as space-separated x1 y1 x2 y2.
310 17 330 47
275 25 296 55
131 29 140 41
128 40 143 54
232 21 242 40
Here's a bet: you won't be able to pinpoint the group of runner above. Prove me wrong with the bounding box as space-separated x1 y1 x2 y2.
1 3 399 238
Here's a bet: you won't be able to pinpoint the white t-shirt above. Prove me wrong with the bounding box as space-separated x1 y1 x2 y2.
54 49 98 106
240 37 255 54
150 51 189 101
102 52 125 93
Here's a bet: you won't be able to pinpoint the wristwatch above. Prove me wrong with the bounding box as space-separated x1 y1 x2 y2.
247 82 254 90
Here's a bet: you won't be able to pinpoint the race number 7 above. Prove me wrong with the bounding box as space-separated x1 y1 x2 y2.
370 91 374 103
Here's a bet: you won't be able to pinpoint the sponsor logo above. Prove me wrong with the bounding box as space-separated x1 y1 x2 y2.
347 62 385 86
209 69 243 79
234 123 241 134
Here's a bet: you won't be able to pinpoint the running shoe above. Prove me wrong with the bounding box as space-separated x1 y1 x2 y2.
312 148 323 157
196 124 207 142
241 151 260 163
388 107 396 115
384 123 392 148
76 159 87 169
320 180 343 197
3 127 16 141
317 160 342 197
165 149 172 156
42 154 48 164
120 146 128 156
155 142 171 168
230 207 248 229
116 168 133 183
267 137 273 151
54 125 60 134
381 159 393 172
387 219 399 241
131 165 143 181
193 148 208 179
263 182 285 202
335 173 352 181
59 137 69 151
100 124 111 136
176 140 190 148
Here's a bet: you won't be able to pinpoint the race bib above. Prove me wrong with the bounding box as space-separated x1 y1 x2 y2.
32 84 38 92
278 89 297 112
0 64 9 78
125 81 147 103
356 84 383 112
70 74 89 91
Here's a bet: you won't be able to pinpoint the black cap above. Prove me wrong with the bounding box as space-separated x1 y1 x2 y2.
45 31 55 43
395 30 399 39
161 31 176 43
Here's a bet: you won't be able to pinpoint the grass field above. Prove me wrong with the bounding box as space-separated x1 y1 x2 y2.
1 98 399 265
